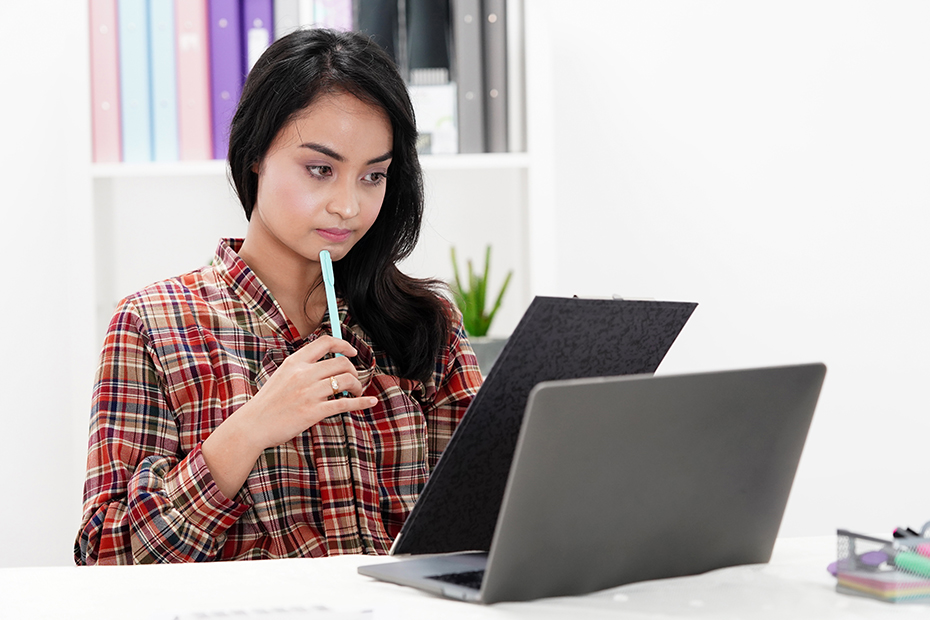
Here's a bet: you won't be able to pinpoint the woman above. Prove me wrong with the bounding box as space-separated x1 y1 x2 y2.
75 29 482 564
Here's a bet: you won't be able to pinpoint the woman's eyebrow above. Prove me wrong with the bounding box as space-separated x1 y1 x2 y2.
367 150 393 165
300 142 344 161
300 142 393 165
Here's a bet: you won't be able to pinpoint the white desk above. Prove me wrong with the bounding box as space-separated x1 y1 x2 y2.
2 536 924 619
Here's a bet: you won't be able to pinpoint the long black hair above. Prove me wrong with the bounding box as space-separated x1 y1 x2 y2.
228 28 450 383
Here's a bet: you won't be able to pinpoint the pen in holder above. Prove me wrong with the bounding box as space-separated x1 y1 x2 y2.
835 529 930 603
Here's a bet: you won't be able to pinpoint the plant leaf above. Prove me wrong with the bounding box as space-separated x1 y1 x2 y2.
487 269 513 327
448 245 511 337
450 247 464 296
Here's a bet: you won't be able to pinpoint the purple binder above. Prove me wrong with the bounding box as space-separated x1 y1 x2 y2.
208 0 244 159
242 0 274 72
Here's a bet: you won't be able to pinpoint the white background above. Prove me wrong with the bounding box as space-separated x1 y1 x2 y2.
523 0 930 540
2 0 929 567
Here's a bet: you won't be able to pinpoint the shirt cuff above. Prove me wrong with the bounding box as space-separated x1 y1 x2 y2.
163 443 251 535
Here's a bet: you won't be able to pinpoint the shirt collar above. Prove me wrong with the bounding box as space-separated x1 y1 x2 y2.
212 239 376 387
213 238 301 341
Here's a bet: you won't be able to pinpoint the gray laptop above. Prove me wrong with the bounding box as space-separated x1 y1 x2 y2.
358 363 826 604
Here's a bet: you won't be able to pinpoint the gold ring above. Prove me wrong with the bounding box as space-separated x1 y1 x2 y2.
330 376 339 396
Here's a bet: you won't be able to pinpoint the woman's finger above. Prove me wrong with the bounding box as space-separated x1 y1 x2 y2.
321 371 364 399
312 395 380 423
291 335 358 363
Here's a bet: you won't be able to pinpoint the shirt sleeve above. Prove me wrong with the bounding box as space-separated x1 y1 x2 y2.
75 299 250 565
423 306 484 469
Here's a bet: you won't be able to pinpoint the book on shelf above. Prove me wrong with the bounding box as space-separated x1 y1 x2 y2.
354 0 400 70
88 0 121 163
505 0 524 153
208 0 244 160
273 0 301 38
149 0 180 161
176 0 213 160
279 1 354 36
315 0 353 30
482 0 508 153
406 0 451 82
451 0 485 154
409 83 458 155
243 0 274 71
88 0 521 165
297 0 315 26
117 0 153 162
407 0 456 155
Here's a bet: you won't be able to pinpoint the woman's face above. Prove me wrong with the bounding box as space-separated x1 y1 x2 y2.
249 91 393 267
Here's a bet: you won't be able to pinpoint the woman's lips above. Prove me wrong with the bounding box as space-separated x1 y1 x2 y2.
317 228 352 242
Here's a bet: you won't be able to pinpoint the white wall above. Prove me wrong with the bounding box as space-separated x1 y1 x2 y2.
403 164 529 339
4 0 928 568
0 0 96 566
94 172 248 341
526 0 930 536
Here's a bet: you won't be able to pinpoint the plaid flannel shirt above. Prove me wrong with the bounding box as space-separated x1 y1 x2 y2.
75 239 482 564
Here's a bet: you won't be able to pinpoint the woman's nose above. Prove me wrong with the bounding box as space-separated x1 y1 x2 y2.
325 180 360 219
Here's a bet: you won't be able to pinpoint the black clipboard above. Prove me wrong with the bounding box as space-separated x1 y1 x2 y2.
392 296 698 555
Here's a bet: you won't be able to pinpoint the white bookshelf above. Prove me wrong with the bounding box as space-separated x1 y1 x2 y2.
92 159 531 340
90 160 228 178
89 0 533 343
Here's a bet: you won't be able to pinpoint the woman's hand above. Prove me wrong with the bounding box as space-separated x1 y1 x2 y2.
239 336 375 449
202 336 378 499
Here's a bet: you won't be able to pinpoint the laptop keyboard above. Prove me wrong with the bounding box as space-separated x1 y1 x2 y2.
427 569 485 590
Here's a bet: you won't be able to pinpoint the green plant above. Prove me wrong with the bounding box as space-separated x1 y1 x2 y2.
450 245 513 337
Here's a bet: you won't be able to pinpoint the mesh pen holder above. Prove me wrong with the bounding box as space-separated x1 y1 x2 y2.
836 529 930 603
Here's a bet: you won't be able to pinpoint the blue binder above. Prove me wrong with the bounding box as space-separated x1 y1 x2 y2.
117 0 153 162
149 0 179 161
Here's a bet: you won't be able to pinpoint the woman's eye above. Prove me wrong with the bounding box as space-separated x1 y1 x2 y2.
307 165 333 178
363 171 387 185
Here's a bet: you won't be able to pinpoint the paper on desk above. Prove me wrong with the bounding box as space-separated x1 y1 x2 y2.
148 607 372 620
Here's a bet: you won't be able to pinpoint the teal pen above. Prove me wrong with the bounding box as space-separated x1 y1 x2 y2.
895 550 930 578
320 250 350 397
320 250 349 398
319 250 343 346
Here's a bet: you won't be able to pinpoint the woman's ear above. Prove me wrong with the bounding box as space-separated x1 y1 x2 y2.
251 162 260 174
